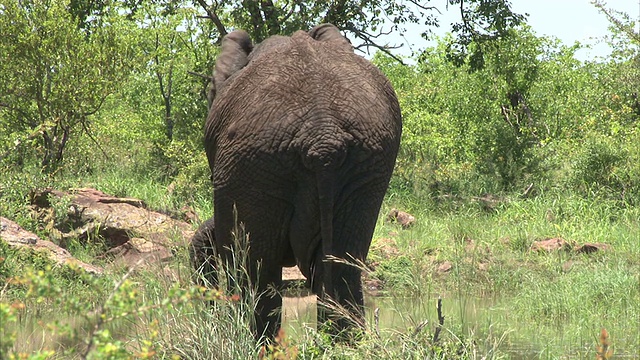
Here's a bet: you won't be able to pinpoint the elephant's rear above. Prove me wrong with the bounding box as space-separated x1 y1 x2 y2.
271 31 403 316
202 24 402 340
206 28 402 198
289 31 401 173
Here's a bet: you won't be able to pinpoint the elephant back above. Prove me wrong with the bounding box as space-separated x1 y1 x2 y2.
205 25 402 182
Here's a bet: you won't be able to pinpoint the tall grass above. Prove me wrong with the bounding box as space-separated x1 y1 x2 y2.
1 197 510 360
1 160 638 358
375 188 640 357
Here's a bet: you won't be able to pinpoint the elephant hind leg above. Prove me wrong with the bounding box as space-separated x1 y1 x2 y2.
253 267 284 341
190 216 283 341
189 217 220 288
213 186 294 341
316 175 390 340
316 262 365 341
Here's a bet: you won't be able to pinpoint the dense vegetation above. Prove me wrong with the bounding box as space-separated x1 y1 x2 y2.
1 0 638 358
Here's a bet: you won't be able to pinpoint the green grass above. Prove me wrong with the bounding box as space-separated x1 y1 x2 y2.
373 190 639 358
1 163 638 359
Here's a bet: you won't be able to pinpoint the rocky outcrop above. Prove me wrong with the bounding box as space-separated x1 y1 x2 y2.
0 217 103 274
530 238 571 252
1 188 197 272
530 238 611 254
3 188 310 281
31 188 195 249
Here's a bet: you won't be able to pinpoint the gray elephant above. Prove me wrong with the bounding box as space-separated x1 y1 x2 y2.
192 23 402 341
189 217 217 287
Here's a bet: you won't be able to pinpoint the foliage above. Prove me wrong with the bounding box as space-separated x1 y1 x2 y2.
0 1 639 358
0 240 244 359
192 0 523 64
593 0 640 45
195 0 435 52
377 22 639 199
444 0 527 70
373 255 418 292
0 0 135 170
128 1 216 142
259 329 299 359
596 328 614 360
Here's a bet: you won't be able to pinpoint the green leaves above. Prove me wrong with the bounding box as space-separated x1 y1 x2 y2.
381 23 639 200
0 0 135 170
444 0 527 70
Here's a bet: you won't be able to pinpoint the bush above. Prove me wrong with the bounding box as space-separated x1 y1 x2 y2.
570 131 640 204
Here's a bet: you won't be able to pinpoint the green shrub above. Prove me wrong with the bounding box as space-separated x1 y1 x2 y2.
569 131 640 204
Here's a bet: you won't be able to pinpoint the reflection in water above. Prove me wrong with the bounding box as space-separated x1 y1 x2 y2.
282 294 639 358
282 293 496 332
283 295 317 330
11 293 637 357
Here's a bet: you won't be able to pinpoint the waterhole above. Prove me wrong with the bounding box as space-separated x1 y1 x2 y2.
282 294 639 358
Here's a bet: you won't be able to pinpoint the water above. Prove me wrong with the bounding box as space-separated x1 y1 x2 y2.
282 293 498 335
282 293 640 358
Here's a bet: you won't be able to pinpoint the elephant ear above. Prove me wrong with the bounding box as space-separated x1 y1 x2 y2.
209 30 253 103
308 23 352 51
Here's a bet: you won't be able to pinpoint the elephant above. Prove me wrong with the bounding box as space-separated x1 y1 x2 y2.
189 217 216 287
191 23 402 341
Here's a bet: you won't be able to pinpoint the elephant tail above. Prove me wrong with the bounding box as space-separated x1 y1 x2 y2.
303 128 350 297
316 168 335 298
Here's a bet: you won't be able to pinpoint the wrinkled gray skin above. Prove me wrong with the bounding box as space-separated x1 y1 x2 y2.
192 23 402 341
189 218 216 287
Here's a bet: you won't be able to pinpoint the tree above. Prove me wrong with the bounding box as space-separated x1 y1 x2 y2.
381 26 569 190
0 0 134 169
193 0 524 63
443 0 527 70
592 0 640 45
133 2 216 141
592 0 640 121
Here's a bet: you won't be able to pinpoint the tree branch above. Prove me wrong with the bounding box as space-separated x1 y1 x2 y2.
187 71 213 81
195 0 228 42
79 116 110 161
242 0 265 41
348 26 406 65
261 0 281 35
458 0 478 37
81 93 108 117
280 0 296 23
0 102 32 122
592 0 640 42
323 0 348 25
407 0 441 13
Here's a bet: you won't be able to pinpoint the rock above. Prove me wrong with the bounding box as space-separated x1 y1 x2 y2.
386 209 416 229
530 238 571 252
0 217 103 274
437 261 453 273
180 205 200 224
30 188 195 269
363 278 384 295
575 243 611 254
282 266 305 281
282 266 309 296
530 238 611 255
101 237 173 269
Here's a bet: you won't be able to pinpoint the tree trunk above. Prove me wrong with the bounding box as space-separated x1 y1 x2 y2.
261 0 280 36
